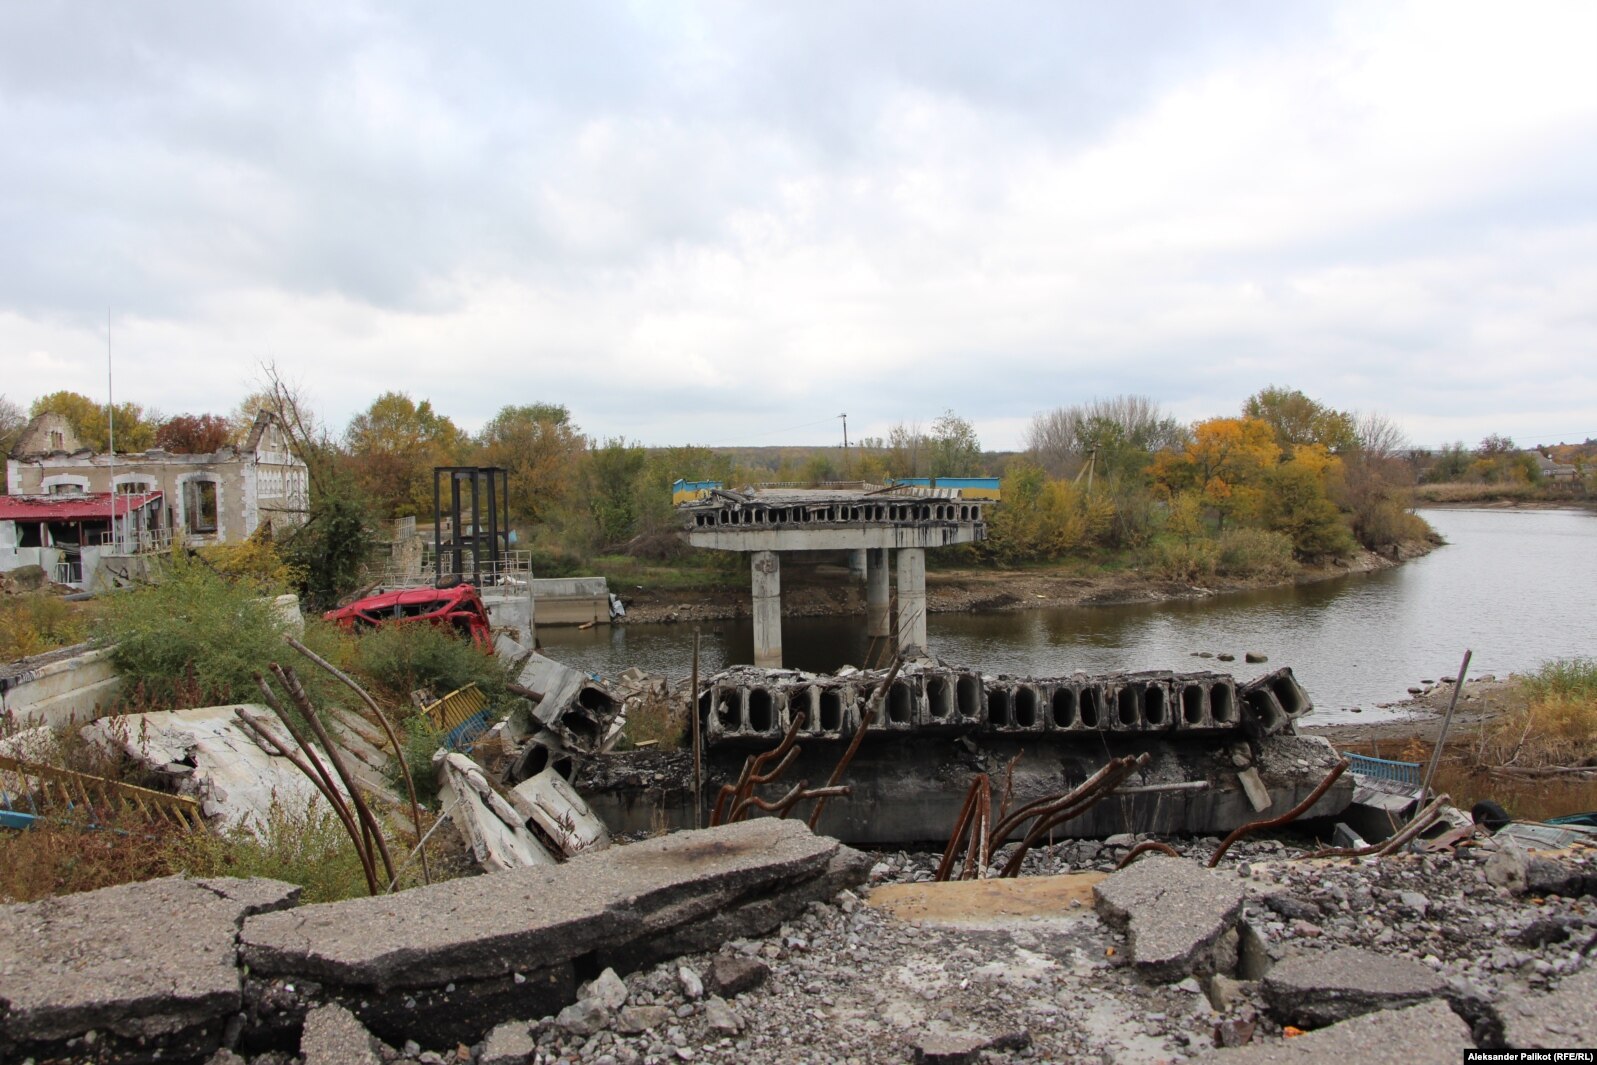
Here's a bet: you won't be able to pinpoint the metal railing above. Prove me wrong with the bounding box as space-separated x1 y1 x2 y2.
381 550 534 589
1343 752 1422 787
0 754 206 831
97 527 174 555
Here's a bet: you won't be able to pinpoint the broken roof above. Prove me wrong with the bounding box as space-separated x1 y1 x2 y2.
0 491 163 522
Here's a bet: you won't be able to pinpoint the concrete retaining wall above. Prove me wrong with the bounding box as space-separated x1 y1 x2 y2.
0 643 123 728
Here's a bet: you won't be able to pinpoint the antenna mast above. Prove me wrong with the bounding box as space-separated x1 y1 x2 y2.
107 311 116 544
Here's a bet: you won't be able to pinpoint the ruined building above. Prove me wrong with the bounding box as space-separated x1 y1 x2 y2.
2 409 309 588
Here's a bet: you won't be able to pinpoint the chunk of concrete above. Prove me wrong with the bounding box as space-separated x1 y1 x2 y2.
1261 947 1446 1027
1093 855 1245 982
480 1019 536 1065
300 1003 382 1065
1499 965 1597 1049
708 954 771 997
80 704 346 830
0 876 298 1051
911 1029 1031 1064
240 819 843 991
1210 1000 1470 1064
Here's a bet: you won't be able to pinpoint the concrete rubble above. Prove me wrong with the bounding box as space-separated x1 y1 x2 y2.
0 820 866 1063
1093 854 1247 982
1208 1000 1473 1064
1260 946 1447 1026
78 703 367 829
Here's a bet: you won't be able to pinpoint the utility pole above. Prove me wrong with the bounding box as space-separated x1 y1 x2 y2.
840 413 849 478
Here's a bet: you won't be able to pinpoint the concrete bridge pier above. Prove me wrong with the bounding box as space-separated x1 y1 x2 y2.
896 547 927 654
865 548 892 639
752 550 782 668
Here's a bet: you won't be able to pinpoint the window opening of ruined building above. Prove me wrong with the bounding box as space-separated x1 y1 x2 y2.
49 430 64 450
115 481 150 495
18 523 43 548
184 479 219 534
47 521 81 545
47 480 88 495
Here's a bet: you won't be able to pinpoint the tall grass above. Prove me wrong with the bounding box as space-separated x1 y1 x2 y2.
0 593 86 660
1478 657 1597 769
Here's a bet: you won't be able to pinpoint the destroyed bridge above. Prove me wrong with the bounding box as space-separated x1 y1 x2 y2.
674 479 997 667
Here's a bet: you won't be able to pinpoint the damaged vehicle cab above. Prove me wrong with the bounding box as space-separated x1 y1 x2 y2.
324 584 493 650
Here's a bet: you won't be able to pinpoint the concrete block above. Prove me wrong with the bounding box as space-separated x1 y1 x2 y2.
1261 946 1447 1027
240 819 843 990
1210 1000 1470 1064
1093 855 1245 982
300 1003 382 1065
0 876 297 1055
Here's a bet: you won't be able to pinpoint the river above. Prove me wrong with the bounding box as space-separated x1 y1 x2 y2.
538 508 1597 723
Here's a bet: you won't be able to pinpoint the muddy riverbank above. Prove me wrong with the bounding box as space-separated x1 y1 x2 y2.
617 541 1438 625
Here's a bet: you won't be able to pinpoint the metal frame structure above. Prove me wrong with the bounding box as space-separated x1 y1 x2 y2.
432 466 509 587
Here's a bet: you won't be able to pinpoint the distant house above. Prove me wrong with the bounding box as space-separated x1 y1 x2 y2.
5 409 310 550
1528 450 1579 482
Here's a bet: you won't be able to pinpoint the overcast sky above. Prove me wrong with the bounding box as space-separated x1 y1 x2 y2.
3 1 1594 452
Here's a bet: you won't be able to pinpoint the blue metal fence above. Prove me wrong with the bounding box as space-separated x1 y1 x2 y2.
1343 752 1422 787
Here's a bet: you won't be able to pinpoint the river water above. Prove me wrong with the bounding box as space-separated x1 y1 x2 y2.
539 508 1597 723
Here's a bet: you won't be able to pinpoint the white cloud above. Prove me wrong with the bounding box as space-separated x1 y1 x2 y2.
0 1 1593 452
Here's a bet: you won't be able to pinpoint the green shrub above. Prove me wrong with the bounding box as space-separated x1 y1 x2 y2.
349 621 512 707
1149 538 1218 582
94 554 336 710
1215 528 1298 579
1354 498 1433 550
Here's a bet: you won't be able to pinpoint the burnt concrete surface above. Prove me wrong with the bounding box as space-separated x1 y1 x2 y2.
240 818 842 991
0 876 298 1051
1094 855 1245 982
1261 946 1447 1027
1206 999 1471 1064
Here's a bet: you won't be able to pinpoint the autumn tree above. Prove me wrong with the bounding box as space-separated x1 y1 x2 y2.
884 422 926 478
345 392 468 518
476 403 586 527
1025 395 1185 481
585 438 648 548
0 394 24 463
1261 446 1355 559
155 413 232 453
985 460 1100 563
1153 416 1280 529
28 391 160 452
1243 386 1357 454
928 409 982 477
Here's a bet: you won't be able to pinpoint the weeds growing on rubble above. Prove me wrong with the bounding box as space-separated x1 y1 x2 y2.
1478 658 1597 770
94 552 344 710
0 809 190 902
165 801 386 903
0 591 87 660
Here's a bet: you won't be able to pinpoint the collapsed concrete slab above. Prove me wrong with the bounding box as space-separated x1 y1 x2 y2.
1207 999 1471 1064
80 704 347 830
239 819 865 1045
0 876 299 1062
1498 965 1597 1049
1093 855 1245 982
1260 946 1447 1028
299 1003 383 1065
